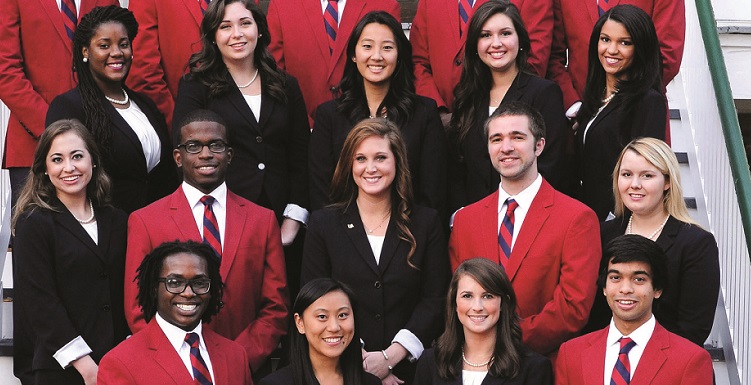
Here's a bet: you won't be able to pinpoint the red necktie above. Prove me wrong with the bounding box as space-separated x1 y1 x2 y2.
598 0 615 16
498 198 519 266
610 337 636 385
200 0 211 15
185 333 213 385
458 0 475 37
61 0 77 43
200 196 222 258
324 0 339 55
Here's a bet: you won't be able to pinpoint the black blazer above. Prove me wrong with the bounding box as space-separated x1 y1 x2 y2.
259 365 382 385
413 348 553 385
45 87 178 214
174 71 310 220
586 215 720 346
447 72 567 211
13 201 130 384
309 96 447 216
302 204 450 378
576 89 666 220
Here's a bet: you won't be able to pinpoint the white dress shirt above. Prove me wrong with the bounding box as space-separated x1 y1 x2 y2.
603 315 656 385
182 182 228 253
320 0 347 24
496 174 543 250
155 313 215 383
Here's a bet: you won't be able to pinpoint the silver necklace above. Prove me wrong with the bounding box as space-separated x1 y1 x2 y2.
72 200 96 224
364 212 390 234
462 348 494 367
236 69 259 88
626 215 670 240
105 89 129 105
602 88 619 104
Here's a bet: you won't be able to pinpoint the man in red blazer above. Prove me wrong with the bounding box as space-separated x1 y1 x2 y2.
99 241 251 385
266 0 400 123
0 0 117 202
546 0 684 116
124 109 289 374
555 235 713 385
411 0 552 113
449 101 600 358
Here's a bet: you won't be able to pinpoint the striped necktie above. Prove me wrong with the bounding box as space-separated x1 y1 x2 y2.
324 0 339 55
200 0 211 15
185 333 213 385
610 337 637 385
61 0 77 43
459 0 475 37
598 0 615 16
200 196 222 258
498 198 519 266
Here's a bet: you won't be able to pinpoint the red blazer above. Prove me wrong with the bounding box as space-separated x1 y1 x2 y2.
410 0 552 110
547 0 685 109
0 0 117 167
124 187 289 371
98 320 252 385
555 322 713 385
266 0 400 122
449 179 601 356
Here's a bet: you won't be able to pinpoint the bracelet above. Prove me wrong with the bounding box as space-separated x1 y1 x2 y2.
381 350 389 361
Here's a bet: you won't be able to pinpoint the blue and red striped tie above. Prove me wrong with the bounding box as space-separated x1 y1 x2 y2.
200 0 211 15
598 0 614 16
611 337 636 385
200 196 222 259
459 0 475 37
61 0 77 43
498 198 518 267
324 0 339 55
185 333 213 385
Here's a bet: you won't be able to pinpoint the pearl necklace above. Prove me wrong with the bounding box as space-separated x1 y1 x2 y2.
236 69 259 88
105 89 129 105
602 88 619 105
364 212 390 234
72 200 96 224
626 215 670 240
462 348 494 367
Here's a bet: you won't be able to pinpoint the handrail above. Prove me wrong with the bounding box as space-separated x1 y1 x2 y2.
695 0 751 258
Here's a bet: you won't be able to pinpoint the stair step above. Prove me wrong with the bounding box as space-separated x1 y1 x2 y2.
705 345 725 362
675 152 689 164
685 197 698 209
670 109 681 120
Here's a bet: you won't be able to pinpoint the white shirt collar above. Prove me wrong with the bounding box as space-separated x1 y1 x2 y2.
155 312 205 353
182 182 227 209
497 174 543 214
607 314 656 348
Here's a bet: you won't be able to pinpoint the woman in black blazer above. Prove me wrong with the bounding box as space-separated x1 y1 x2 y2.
575 5 666 221
413 258 552 385
173 0 310 248
585 138 720 346
448 1 567 211
309 11 447 217
13 119 130 385
46 6 177 214
303 119 450 384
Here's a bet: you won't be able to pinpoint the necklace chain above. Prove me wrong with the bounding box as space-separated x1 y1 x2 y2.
364 212 390 234
105 89 129 105
72 200 96 224
626 215 669 240
236 69 259 89
462 348 494 367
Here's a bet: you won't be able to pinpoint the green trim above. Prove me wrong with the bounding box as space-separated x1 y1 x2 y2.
695 0 751 255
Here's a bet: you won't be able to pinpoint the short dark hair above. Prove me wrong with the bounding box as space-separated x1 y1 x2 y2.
597 234 668 292
136 240 224 324
174 109 229 146
483 101 546 142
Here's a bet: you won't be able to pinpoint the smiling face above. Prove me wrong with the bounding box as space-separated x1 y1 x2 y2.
295 290 355 366
82 21 132 92
46 131 94 204
174 121 233 194
354 22 397 89
456 275 501 340
604 259 662 335
352 135 396 200
157 252 211 331
598 19 635 83
617 150 670 217
487 114 544 192
476 13 519 73
215 1 258 65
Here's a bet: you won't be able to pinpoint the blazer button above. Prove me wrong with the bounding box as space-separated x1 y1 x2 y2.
374 281 382 289
256 136 263 143
258 163 266 170
455 59 462 66
375 314 382 321
100 272 108 279
103 304 111 312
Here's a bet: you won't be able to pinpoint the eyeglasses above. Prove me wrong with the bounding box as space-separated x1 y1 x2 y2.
157 277 211 295
177 141 228 154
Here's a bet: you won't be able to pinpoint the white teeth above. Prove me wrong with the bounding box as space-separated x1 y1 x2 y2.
368 65 384 70
606 58 620 64
176 304 197 311
323 337 342 343
62 176 79 181
109 63 123 68
490 52 504 59
364 177 380 183
198 166 215 170
618 300 635 305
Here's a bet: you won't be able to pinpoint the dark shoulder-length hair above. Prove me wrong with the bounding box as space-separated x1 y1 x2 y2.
451 0 531 144
73 5 138 150
434 258 525 380
336 11 416 126
289 278 366 385
12 119 112 231
576 4 662 131
329 118 417 264
187 0 287 102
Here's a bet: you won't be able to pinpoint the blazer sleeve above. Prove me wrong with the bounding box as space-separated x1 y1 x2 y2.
521 207 601 354
546 0 580 109
284 75 312 209
653 0 685 86
412 350 436 385
631 90 666 141
46 91 85 126
266 1 286 71
415 100 448 217
681 347 714 385
519 0 553 77
446 128 469 213
521 353 554 385
554 342 572 385
300 210 334 284
124 210 152 333
309 105 338 211
97 353 137 385
533 80 568 192
410 0 447 110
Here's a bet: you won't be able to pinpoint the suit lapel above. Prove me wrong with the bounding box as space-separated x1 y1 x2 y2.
52 202 105 263
147 322 195 384
444 0 462 55
375 215 400 274
333 0 365 75
204 330 229 384
100 97 149 171
258 91 275 133
169 187 203 240
502 73 527 103
301 0 332 65
225 72 263 134
179 0 204 28
341 207 380 275
39 0 73 53
220 193 244 279
480 191 502 264
590 98 619 130
654 216 678 254
96 206 114 262
631 324 669 385
586 0 601 25
582 330 607 385
506 181 552 281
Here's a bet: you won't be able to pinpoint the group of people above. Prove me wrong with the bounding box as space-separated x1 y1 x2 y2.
0 0 721 384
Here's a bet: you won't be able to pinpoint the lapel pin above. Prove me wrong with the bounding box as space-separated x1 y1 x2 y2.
347 223 354 229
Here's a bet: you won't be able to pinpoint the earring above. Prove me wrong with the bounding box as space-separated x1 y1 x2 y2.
519 48 523 51
83 57 88 63
44 172 48 175
352 57 356 62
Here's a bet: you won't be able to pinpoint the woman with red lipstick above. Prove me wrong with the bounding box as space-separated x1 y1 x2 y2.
309 11 447 219
46 6 177 214
585 138 720 346
12 119 130 385
260 278 381 385
413 258 552 385
448 0 567 212
575 5 666 221
303 119 450 385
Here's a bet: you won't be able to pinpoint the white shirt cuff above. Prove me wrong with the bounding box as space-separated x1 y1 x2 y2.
53 335 93 369
283 204 309 225
392 329 424 362
566 101 582 119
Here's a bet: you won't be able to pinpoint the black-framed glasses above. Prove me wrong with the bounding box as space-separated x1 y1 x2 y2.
157 277 211 295
177 141 228 154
